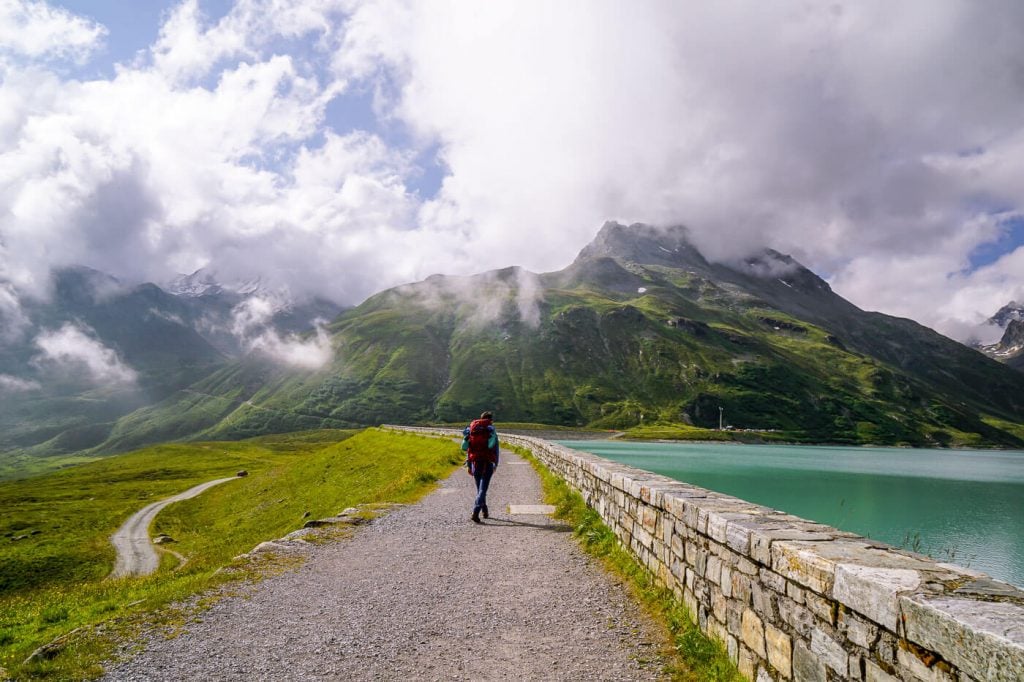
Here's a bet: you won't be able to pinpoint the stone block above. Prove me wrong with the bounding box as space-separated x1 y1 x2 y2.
737 556 759 576
732 571 753 604
804 591 835 626
727 634 739 662
838 610 878 650
765 623 792 679
848 653 864 680
641 505 658 533
895 647 955 682
742 608 767 658
760 567 787 594
708 616 728 645
810 627 847 675
727 600 744 633
833 564 920 632
864 660 899 682
713 591 727 622
786 580 805 605
792 640 826 682
671 532 685 560
778 599 815 639
739 645 758 680
751 583 778 621
707 554 722 585
721 567 734 598
900 594 1024 682
756 667 775 682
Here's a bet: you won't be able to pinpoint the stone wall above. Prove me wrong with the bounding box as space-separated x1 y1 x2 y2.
389 427 1024 681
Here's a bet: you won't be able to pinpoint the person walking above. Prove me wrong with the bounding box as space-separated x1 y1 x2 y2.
462 411 499 523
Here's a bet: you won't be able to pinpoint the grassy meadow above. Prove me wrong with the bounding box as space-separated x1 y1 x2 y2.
0 428 462 680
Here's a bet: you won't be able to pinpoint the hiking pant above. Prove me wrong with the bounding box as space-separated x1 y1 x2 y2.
473 462 495 512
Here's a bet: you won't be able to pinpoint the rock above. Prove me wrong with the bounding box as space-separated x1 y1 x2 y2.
900 594 1024 681
740 608 766 658
11 535 28 541
29 529 42 535
153 534 175 545
303 519 336 529
236 470 248 477
833 564 920 631
302 511 311 519
764 623 792 678
23 627 84 664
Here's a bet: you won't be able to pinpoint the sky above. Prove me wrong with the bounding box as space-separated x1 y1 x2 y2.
2 0 1024 344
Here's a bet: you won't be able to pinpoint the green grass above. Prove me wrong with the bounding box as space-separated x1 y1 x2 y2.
515 446 743 681
0 428 462 680
622 424 735 442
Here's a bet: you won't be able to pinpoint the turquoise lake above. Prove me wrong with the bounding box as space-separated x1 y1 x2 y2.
556 441 1024 588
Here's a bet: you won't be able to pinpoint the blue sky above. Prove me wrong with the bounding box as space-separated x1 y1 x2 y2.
2 0 1024 342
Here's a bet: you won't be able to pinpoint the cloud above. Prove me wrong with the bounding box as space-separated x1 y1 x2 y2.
32 323 137 384
0 0 106 63
246 323 333 369
229 295 333 368
0 373 40 392
1 0 1024 344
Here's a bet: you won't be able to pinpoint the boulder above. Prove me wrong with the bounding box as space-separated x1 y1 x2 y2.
153 534 175 545
236 470 248 477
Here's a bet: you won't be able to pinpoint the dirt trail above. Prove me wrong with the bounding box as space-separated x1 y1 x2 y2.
110 477 238 578
103 452 667 680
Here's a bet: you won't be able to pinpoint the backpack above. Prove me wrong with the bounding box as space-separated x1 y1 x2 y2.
466 418 495 466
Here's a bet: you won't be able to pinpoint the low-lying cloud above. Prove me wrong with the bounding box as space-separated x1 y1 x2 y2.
31 323 137 384
0 373 40 392
230 295 333 369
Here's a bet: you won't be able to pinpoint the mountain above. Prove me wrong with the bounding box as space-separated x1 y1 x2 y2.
95 222 1024 452
989 301 1024 328
976 302 1024 371
0 268 343 474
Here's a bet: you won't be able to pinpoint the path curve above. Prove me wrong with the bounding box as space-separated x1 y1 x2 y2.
110 477 238 578
103 451 667 680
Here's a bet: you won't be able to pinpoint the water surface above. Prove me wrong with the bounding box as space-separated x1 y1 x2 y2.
557 441 1024 588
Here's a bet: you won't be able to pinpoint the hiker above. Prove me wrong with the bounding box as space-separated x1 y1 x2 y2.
462 411 500 523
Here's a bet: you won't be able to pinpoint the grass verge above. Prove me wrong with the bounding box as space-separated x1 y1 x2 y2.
514 445 743 682
0 428 462 680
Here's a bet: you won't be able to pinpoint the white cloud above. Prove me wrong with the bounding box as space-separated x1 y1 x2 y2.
0 0 106 63
0 373 40 392
247 323 333 369
32 323 137 384
229 296 333 369
336 0 1024 339
1 0 1023 343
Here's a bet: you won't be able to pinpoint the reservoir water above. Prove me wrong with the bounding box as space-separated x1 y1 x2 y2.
557 441 1024 588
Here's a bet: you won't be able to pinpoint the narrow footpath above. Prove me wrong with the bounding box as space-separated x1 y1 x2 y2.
103 451 666 681
110 477 239 578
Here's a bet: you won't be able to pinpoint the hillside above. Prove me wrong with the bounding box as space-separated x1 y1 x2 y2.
96 222 1024 450
0 268 341 475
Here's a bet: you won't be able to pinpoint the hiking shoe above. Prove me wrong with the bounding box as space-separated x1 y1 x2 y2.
472 510 481 523
482 505 489 519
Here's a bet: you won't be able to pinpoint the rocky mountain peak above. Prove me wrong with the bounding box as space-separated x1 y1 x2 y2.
1000 319 1024 350
989 301 1024 328
574 222 710 270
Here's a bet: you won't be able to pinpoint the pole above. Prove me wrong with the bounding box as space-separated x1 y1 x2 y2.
719 406 723 430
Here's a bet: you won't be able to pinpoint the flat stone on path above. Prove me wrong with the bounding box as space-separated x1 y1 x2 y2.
103 450 667 681
507 504 557 515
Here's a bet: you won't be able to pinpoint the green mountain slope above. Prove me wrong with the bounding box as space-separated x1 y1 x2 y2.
96 222 1024 450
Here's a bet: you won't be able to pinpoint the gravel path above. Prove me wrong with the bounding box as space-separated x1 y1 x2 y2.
103 451 667 681
110 477 239 578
